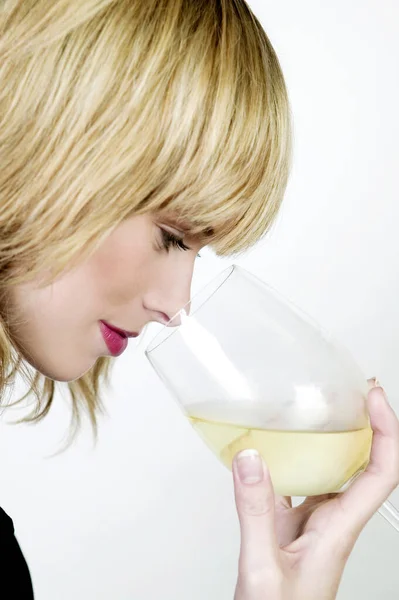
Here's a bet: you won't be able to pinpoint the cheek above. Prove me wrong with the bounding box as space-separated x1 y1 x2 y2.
5 276 101 380
89 234 156 305
9 278 90 342
91 255 141 304
7 259 106 343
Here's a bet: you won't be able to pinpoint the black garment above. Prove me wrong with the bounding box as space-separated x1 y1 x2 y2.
0 507 34 599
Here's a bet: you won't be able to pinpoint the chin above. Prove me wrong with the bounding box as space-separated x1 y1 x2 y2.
25 355 96 383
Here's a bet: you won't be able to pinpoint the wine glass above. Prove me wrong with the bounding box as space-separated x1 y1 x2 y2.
145 265 399 531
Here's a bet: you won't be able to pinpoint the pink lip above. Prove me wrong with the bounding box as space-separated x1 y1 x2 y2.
100 321 138 357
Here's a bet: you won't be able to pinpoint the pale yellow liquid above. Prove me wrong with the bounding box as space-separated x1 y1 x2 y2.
188 410 372 496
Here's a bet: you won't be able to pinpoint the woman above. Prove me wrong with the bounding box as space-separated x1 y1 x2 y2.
0 1 398 598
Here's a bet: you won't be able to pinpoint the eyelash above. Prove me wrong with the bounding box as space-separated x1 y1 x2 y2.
160 229 190 252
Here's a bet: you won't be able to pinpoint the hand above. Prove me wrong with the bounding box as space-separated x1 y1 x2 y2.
232 383 399 600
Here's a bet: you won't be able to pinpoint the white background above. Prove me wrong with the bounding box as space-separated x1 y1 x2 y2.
1 0 399 598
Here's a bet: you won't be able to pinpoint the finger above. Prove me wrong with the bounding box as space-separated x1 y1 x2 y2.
233 450 279 578
302 493 336 505
367 377 378 389
332 387 399 534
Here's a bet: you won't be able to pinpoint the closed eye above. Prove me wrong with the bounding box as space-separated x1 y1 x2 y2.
160 228 190 252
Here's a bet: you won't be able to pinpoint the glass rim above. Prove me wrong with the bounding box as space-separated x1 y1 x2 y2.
145 264 236 355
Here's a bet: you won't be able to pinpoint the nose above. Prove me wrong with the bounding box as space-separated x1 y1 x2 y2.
144 256 194 325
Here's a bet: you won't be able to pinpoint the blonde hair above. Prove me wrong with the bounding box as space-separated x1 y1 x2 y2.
0 0 292 433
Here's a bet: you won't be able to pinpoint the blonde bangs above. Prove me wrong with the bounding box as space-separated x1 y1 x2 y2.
0 0 291 280
0 0 291 432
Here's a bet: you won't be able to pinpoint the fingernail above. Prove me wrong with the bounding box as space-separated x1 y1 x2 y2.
368 377 384 392
235 449 264 484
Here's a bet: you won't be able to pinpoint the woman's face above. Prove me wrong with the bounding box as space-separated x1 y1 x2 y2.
7 214 203 382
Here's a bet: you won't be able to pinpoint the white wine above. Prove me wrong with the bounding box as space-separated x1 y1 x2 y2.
187 402 372 497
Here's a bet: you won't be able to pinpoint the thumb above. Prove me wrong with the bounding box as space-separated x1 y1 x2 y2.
233 450 279 581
